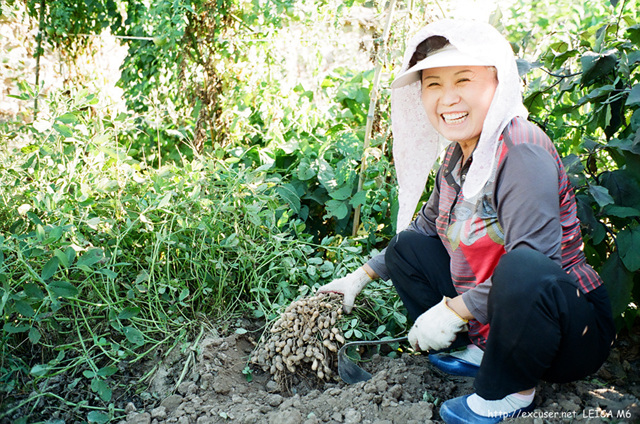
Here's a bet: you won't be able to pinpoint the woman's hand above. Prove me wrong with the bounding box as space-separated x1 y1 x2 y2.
408 297 468 351
317 266 375 313
446 295 474 321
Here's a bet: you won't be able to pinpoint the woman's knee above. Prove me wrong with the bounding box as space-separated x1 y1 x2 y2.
491 248 568 306
493 249 562 288
385 231 422 270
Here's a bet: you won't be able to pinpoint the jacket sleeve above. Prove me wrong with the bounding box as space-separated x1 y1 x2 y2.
462 143 562 324
366 167 443 280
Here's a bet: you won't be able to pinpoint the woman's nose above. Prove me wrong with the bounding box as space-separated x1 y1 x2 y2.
441 87 461 106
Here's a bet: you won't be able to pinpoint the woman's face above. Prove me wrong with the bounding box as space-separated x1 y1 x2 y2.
420 66 498 147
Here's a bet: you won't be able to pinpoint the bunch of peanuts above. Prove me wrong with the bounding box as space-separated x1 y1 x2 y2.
251 293 346 384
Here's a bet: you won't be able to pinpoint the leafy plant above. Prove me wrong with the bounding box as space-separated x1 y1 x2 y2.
507 0 640 328
0 86 376 421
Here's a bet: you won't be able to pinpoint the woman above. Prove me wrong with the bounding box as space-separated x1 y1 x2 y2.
319 19 615 423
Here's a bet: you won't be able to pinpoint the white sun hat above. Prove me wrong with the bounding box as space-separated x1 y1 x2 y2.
391 44 492 89
391 19 529 232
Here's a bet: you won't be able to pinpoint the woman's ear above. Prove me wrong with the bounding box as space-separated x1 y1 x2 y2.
489 66 498 82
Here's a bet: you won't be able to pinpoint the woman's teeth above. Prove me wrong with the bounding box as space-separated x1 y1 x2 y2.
442 112 468 124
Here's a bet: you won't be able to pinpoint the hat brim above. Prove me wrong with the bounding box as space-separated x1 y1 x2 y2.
391 45 491 89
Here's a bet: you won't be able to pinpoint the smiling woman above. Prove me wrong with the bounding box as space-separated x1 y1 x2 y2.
419 65 498 160
317 18 616 424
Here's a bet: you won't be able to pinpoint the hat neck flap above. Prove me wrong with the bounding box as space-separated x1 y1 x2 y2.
391 19 528 232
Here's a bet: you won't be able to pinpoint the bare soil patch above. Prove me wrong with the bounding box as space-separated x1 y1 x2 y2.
118 323 640 424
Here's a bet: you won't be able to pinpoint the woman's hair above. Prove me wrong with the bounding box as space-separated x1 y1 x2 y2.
408 35 450 69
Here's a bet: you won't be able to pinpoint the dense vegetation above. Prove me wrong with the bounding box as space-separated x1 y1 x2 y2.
0 0 639 422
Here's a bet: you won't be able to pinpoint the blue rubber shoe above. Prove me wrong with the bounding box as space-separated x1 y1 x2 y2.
428 353 480 377
439 394 535 424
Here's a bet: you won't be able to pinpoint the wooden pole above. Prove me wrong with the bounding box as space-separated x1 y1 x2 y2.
34 0 46 116
352 0 397 236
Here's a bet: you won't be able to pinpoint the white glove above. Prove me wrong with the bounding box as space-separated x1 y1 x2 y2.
408 297 468 352
317 267 372 313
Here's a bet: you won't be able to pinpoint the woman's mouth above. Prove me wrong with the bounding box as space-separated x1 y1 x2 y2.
442 112 468 124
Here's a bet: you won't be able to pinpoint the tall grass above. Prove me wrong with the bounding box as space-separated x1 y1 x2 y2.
0 88 338 422
0 85 407 422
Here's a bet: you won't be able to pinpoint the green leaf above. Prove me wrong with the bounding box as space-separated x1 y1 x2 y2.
123 326 145 346
602 205 640 218
562 154 586 187
158 192 172 209
30 364 49 377
617 226 640 271
87 411 110 424
329 184 353 201
275 184 301 214
580 50 617 86
524 90 546 115
601 252 634 317
576 195 606 244
29 327 41 344
242 365 253 382
578 84 615 105
86 217 101 229
516 58 533 76
97 268 118 279
27 212 43 226
626 84 640 107
324 199 349 220
41 257 59 281
316 158 337 189
53 123 74 138
23 283 45 300
296 161 316 180
15 300 35 317
393 311 407 325
588 184 614 207
349 190 368 208
235 328 248 334
65 246 77 266
4 323 30 333
56 113 78 124
607 136 640 155
36 224 45 241
42 226 63 244
97 366 118 377
626 24 640 46
600 170 640 209
90 378 112 402
53 249 70 268
117 307 140 320
178 288 189 302
48 280 79 299
77 248 104 269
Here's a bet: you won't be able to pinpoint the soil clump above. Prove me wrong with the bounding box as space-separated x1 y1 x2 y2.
119 324 640 424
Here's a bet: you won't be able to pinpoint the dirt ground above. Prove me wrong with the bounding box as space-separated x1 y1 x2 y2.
118 323 640 424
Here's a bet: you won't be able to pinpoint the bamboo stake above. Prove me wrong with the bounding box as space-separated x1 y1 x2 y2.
34 0 46 116
352 0 397 236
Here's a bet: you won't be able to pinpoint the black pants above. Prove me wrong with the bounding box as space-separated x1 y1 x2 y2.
385 231 615 399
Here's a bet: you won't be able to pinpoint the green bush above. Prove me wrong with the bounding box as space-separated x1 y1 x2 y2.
507 0 640 329
0 88 389 422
